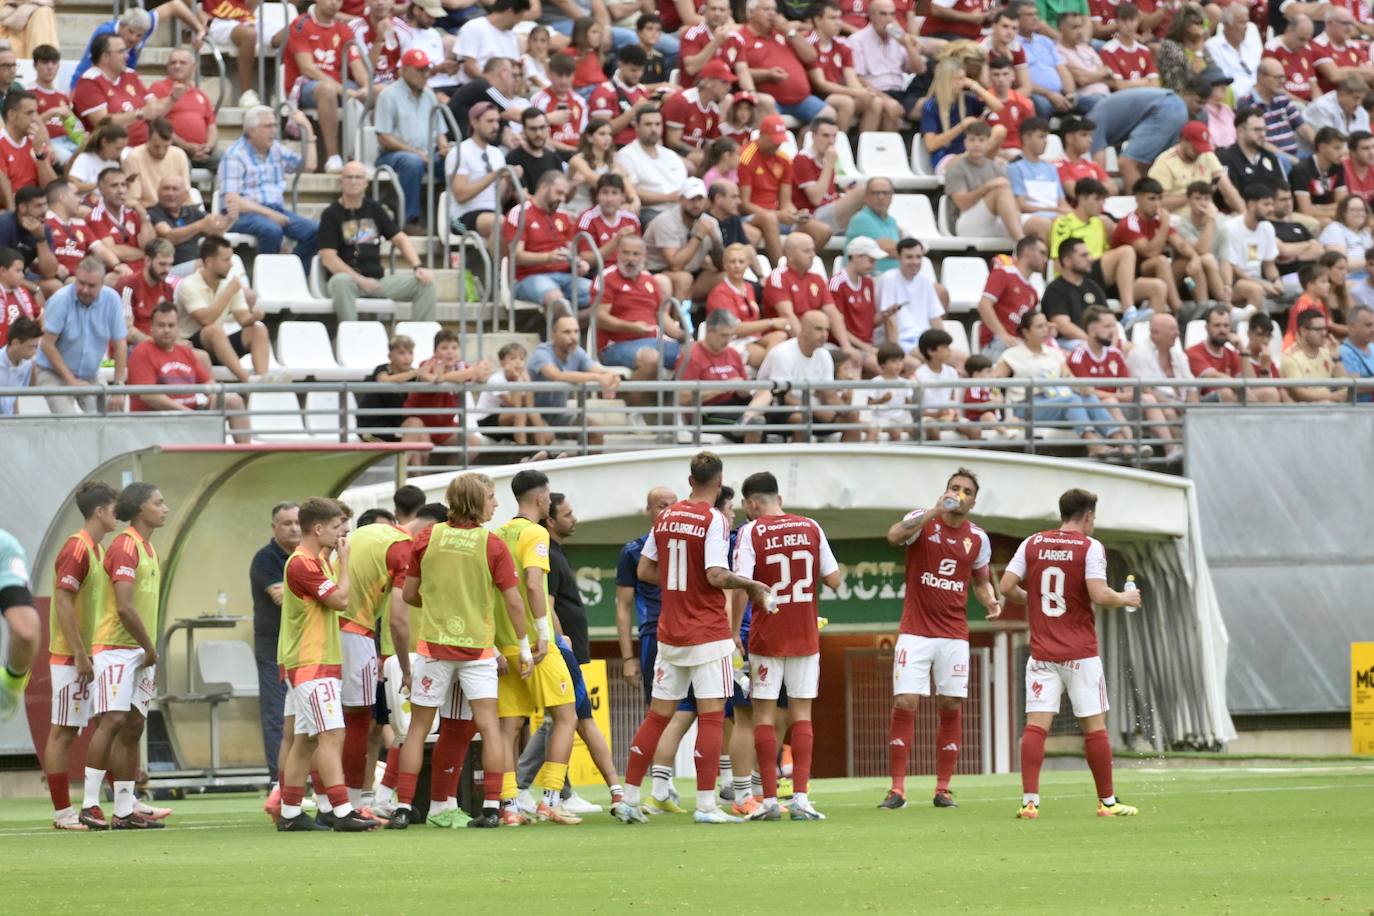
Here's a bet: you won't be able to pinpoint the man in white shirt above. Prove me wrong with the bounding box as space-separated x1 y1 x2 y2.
616 105 689 227
453 0 522 85
1203 5 1261 101
756 308 859 441
1225 183 1287 313
1124 311 1194 458
876 238 947 365
394 0 458 98
447 102 508 237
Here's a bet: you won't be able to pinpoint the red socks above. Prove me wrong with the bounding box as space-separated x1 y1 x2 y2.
381 747 400 790
935 707 961 793
432 717 477 801
325 784 350 811
482 770 504 804
47 773 70 812
753 724 779 799
1083 729 1114 800
693 710 725 793
342 709 372 790
791 720 814 795
396 771 418 806
887 708 916 793
1020 724 1047 795
282 785 306 807
625 709 671 787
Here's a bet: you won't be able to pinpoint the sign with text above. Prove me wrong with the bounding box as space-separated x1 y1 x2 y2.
1353 643 1374 756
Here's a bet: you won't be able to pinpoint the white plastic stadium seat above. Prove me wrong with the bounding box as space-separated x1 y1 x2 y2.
941 256 990 314
211 190 258 251
833 132 863 181
276 321 354 378
308 255 395 317
252 255 332 315
970 319 984 354
1183 319 1206 350
1043 134 1065 162
858 132 933 191
245 392 310 441
304 390 361 441
1104 146 1120 175
1103 196 1137 220
1130 320 1150 345
335 321 390 370
909 134 939 183
919 254 936 284
943 320 970 355
888 195 965 251
395 321 443 363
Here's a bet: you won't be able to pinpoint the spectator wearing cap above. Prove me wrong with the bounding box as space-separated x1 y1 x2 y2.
448 101 510 237
71 5 206 90
594 233 683 382
1203 4 1260 100
741 113 832 262
1084 87 1189 193
661 59 734 171
1290 128 1350 228
503 170 590 315
828 236 883 374
732 0 836 125
848 0 928 120
375 48 451 228
1237 58 1313 169
1147 121 1242 214
644 177 724 302
319 160 436 321
507 107 566 196
149 47 220 172
219 106 319 268
0 89 56 210
71 32 170 148
395 0 458 100
454 0 524 83
589 45 654 148
1305 77 1370 138
617 105 689 227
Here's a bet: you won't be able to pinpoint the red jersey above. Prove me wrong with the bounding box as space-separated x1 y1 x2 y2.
980 37 1028 71
53 531 101 614
838 0 869 30
590 265 662 345
1261 38 1314 102
923 0 990 39
1098 38 1158 83
1285 294 1331 348
0 131 36 195
402 357 465 421
1087 0 1118 29
283 11 361 100
1246 352 1279 379
1058 157 1111 192
983 91 1035 150
28 83 71 140
149 79 214 147
643 499 731 648
739 140 792 212
1066 344 1129 393
502 202 575 279
735 513 839 657
730 25 811 105
203 0 255 21
827 271 876 345
103 530 151 589
1185 340 1242 394
1008 529 1106 662
350 18 402 86
114 270 177 337
0 286 38 347
763 265 832 320
587 79 652 146
660 87 721 150
706 278 760 323
45 213 96 275
564 48 607 89
805 32 853 86
283 552 341 682
791 148 838 212
72 68 152 146
978 263 1039 348
1311 33 1367 95
1344 156 1374 203
679 341 748 404
128 340 210 410
678 23 744 90
898 509 992 641
961 385 994 421
656 0 705 35
576 207 640 265
87 202 143 269
1110 210 1177 249
530 88 588 148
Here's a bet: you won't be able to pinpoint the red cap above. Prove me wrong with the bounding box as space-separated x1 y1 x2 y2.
1180 120 1212 153
732 91 756 105
401 48 431 69
759 114 787 143
698 59 737 84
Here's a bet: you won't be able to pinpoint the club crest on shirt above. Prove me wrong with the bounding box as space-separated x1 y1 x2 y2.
963 537 972 555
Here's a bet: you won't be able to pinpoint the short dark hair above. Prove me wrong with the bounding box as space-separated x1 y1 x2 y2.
946 467 980 496
632 102 661 123
3 315 40 344
357 507 398 527
1233 106 1264 130
1204 303 1230 324
546 491 567 521
876 341 904 363
115 482 159 523
1314 126 1347 148
417 502 449 523
918 328 953 359
713 485 734 513
988 54 1013 71
1018 308 1043 333
299 496 345 533
1186 180 1213 197
520 105 547 127
617 43 648 67
1074 178 1109 200
1249 312 1274 336
511 468 550 501
2 89 32 119
548 53 576 77
965 121 992 139
1015 235 1044 256
896 237 924 255
75 480 117 519
1058 487 1097 522
1242 182 1274 203
1299 262 1328 289
1082 304 1111 329
31 43 60 64
150 300 178 318
97 166 123 187
636 11 662 30
1132 177 1164 196
434 328 460 347
1350 129 1374 150
1020 116 1051 137
740 471 779 500
1057 236 1086 262
199 235 231 261
595 171 627 196
1116 1 1140 20
963 354 993 374
994 5 1017 23
1297 308 1328 330
14 185 44 209
1060 116 1095 135
689 450 723 485
0 246 22 270
393 484 426 516
90 33 116 65
148 117 174 141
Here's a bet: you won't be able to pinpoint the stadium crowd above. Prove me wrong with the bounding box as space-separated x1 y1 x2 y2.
0 0 1372 457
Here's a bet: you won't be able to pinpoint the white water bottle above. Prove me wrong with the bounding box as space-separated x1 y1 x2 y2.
216 590 229 616
1122 575 1138 613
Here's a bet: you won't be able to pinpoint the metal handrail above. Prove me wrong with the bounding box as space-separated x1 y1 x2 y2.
423 104 464 270
496 168 529 332
258 0 290 106
556 231 604 340
202 41 229 115
455 230 495 361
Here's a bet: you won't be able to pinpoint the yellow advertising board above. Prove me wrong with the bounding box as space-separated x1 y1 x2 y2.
1353 643 1374 756
532 660 611 785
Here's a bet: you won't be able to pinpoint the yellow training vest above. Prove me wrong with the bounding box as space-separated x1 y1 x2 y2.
93 528 160 651
50 530 106 660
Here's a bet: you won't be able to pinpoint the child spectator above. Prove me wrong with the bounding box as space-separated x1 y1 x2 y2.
914 329 959 440
854 343 914 442
472 341 554 453
399 329 492 464
960 353 1006 440
359 334 418 442
636 14 670 88
701 137 741 187
718 92 758 144
523 25 553 92
565 17 608 93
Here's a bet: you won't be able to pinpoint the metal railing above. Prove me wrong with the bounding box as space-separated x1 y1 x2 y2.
500 172 529 333
423 105 462 270
7 376 1369 470
551 231 605 340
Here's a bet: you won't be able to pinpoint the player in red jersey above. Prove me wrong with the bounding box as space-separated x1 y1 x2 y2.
1000 488 1141 819
622 451 771 824
880 468 1000 810
734 472 840 821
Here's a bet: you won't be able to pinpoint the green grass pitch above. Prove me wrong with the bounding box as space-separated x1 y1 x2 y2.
7 766 1373 914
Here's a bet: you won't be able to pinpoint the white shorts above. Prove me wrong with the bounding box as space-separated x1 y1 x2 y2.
50 663 93 728
285 677 345 737
651 641 733 702
206 17 252 47
892 633 969 699
1024 655 1109 718
340 630 379 707
92 647 156 716
411 653 498 709
750 653 820 701
954 201 1012 239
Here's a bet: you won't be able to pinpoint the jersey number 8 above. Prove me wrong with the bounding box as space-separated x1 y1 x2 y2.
766 550 815 607
1039 566 1066 617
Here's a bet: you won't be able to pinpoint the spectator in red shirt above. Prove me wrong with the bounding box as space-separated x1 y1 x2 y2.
530 54 588 157
708 240 788 365
1110 177 1209 316
71 34 169 148
661 59 733 170
680 0 741 91
128 301 249 439
977 235 1046 357
791 116 867 237
924 0 995 42
283 0 368 174
115 238 178 345
149 48 219 171
1260 13 1315 104
763 231 840 338
732 0 835 125
399 328 492 464
829 235 884 374
87 168 153 275
741 114 831 260
0 247 39 347
588 45 654 148
805 1 893 134
985 55 1036 157
1100 3 1161 91
0 90 56 210
677 307 773 441
28 44 79 167
44 179 121 282
1057 116 1114 201
577 173 640 267
593 234 684 382
502 171 591 316
1241 311 1284 402
1185 304 1243 402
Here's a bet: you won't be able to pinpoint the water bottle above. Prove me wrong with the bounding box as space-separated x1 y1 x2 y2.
1122 575 1138 613
941 495 960 512
216 590 229 616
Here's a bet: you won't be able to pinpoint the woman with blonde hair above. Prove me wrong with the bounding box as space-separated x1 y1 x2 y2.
918 48 1004 174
